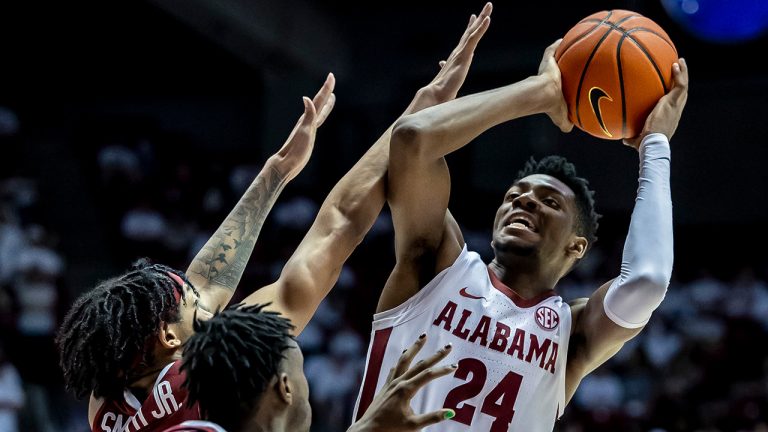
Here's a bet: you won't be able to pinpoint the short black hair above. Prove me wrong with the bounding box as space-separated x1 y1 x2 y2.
56 259 196 399
182 303 295 431
514 155 600 247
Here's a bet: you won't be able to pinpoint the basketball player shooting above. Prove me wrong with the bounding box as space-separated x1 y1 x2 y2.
353 12 689 432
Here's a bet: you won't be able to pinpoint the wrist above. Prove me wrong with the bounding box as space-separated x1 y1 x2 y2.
638 133 671 158
264 154 293 183
522 74 560 115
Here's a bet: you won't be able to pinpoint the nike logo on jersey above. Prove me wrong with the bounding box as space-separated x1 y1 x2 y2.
588 86 613 138
459 287 485 300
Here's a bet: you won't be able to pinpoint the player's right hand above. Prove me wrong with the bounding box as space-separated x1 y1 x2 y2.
272 73 336 181
348 334 457 432
538 39 574 133
623 58 688 149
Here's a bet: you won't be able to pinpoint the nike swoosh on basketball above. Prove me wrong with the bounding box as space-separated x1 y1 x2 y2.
459 287 485 300
588 86 613 138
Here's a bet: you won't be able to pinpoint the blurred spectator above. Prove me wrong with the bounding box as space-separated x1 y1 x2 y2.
0 341 24 432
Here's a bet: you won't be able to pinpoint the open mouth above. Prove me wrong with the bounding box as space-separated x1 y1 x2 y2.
504 215 537 232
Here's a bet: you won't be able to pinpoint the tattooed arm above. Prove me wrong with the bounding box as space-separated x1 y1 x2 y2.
186 74 336 311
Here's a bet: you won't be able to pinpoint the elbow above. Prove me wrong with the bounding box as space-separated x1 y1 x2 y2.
391 115 430 160
626 267 672 298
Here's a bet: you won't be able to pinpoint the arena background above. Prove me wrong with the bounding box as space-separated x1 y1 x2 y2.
1 0 767 431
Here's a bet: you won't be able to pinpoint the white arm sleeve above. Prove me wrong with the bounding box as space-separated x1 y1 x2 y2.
603 133 674 328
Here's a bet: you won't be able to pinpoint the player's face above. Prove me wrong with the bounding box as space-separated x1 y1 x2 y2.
283 342 312 432
175 282 214 343
491 174 580 264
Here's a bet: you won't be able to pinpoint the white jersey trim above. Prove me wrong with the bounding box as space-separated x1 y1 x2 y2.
179 420 228 432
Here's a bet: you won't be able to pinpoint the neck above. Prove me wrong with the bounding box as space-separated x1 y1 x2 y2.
128 350 180 394
250 408 287 432
488 258 559 298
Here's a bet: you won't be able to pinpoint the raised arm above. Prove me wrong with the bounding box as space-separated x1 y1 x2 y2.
242 4 496 334
186 75 336 312
384 38 573 309
566 59 688 400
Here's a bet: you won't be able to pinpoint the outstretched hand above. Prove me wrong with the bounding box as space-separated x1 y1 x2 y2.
349 335 457 432
624 58 689 149
538 39 573 133
411 2 493 111
273 73 336 180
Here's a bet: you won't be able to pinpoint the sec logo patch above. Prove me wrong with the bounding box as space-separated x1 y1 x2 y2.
535 306 559 330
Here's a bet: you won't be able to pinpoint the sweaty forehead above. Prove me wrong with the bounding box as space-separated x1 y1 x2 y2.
510 174 575 198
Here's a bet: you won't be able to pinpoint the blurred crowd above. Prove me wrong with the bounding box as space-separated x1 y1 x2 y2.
1 105 768 432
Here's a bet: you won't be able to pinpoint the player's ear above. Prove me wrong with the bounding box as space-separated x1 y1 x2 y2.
158 322 182 349
567 235 587 259
276 373 293 405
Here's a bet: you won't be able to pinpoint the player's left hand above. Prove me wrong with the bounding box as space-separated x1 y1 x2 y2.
272 73 336 181
348 334 457 432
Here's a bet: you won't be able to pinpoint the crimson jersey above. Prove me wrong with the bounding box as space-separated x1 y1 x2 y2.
162 420 227 432
92 360 200 432
354 246 572 432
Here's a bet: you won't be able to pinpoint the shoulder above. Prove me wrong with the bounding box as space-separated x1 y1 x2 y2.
88 394 107 429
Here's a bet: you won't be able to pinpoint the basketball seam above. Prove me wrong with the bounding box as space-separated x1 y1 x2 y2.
625 28 669 92
616 36 628 137
630 28 675 49
591 17 672 45
557 23 604 61
574 13 637 130
558 11 613 61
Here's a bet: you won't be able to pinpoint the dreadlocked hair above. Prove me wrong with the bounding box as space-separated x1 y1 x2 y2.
515 155 601 247
181 303 296 431
56 259 197 400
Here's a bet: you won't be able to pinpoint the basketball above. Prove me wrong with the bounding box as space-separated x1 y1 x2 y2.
555 10 678 140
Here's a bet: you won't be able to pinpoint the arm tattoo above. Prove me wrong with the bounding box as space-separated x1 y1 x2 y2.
189 165 286 290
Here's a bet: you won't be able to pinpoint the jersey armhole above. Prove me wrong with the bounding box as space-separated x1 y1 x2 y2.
89 395 106 430
372 245 469 327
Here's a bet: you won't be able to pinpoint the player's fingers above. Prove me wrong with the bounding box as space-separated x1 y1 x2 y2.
392 333 427 378
479 2 493 19
544 38 563 59
676 58 689 90
439 60 447 69
312 73 335 108
385 366 397 384
315 93 335 127
410 409 456 429
665 62 688 108
469 16 491 41
300 97 316 126
404 363 457 395
477 2 493 20
400 343 452 381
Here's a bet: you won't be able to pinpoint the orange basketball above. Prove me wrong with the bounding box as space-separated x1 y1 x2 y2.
555 10 678 140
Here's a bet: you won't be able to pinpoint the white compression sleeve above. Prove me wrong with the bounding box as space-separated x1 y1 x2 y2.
603 133 674 328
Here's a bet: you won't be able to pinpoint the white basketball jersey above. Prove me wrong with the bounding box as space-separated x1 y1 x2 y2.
353 246 571 432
